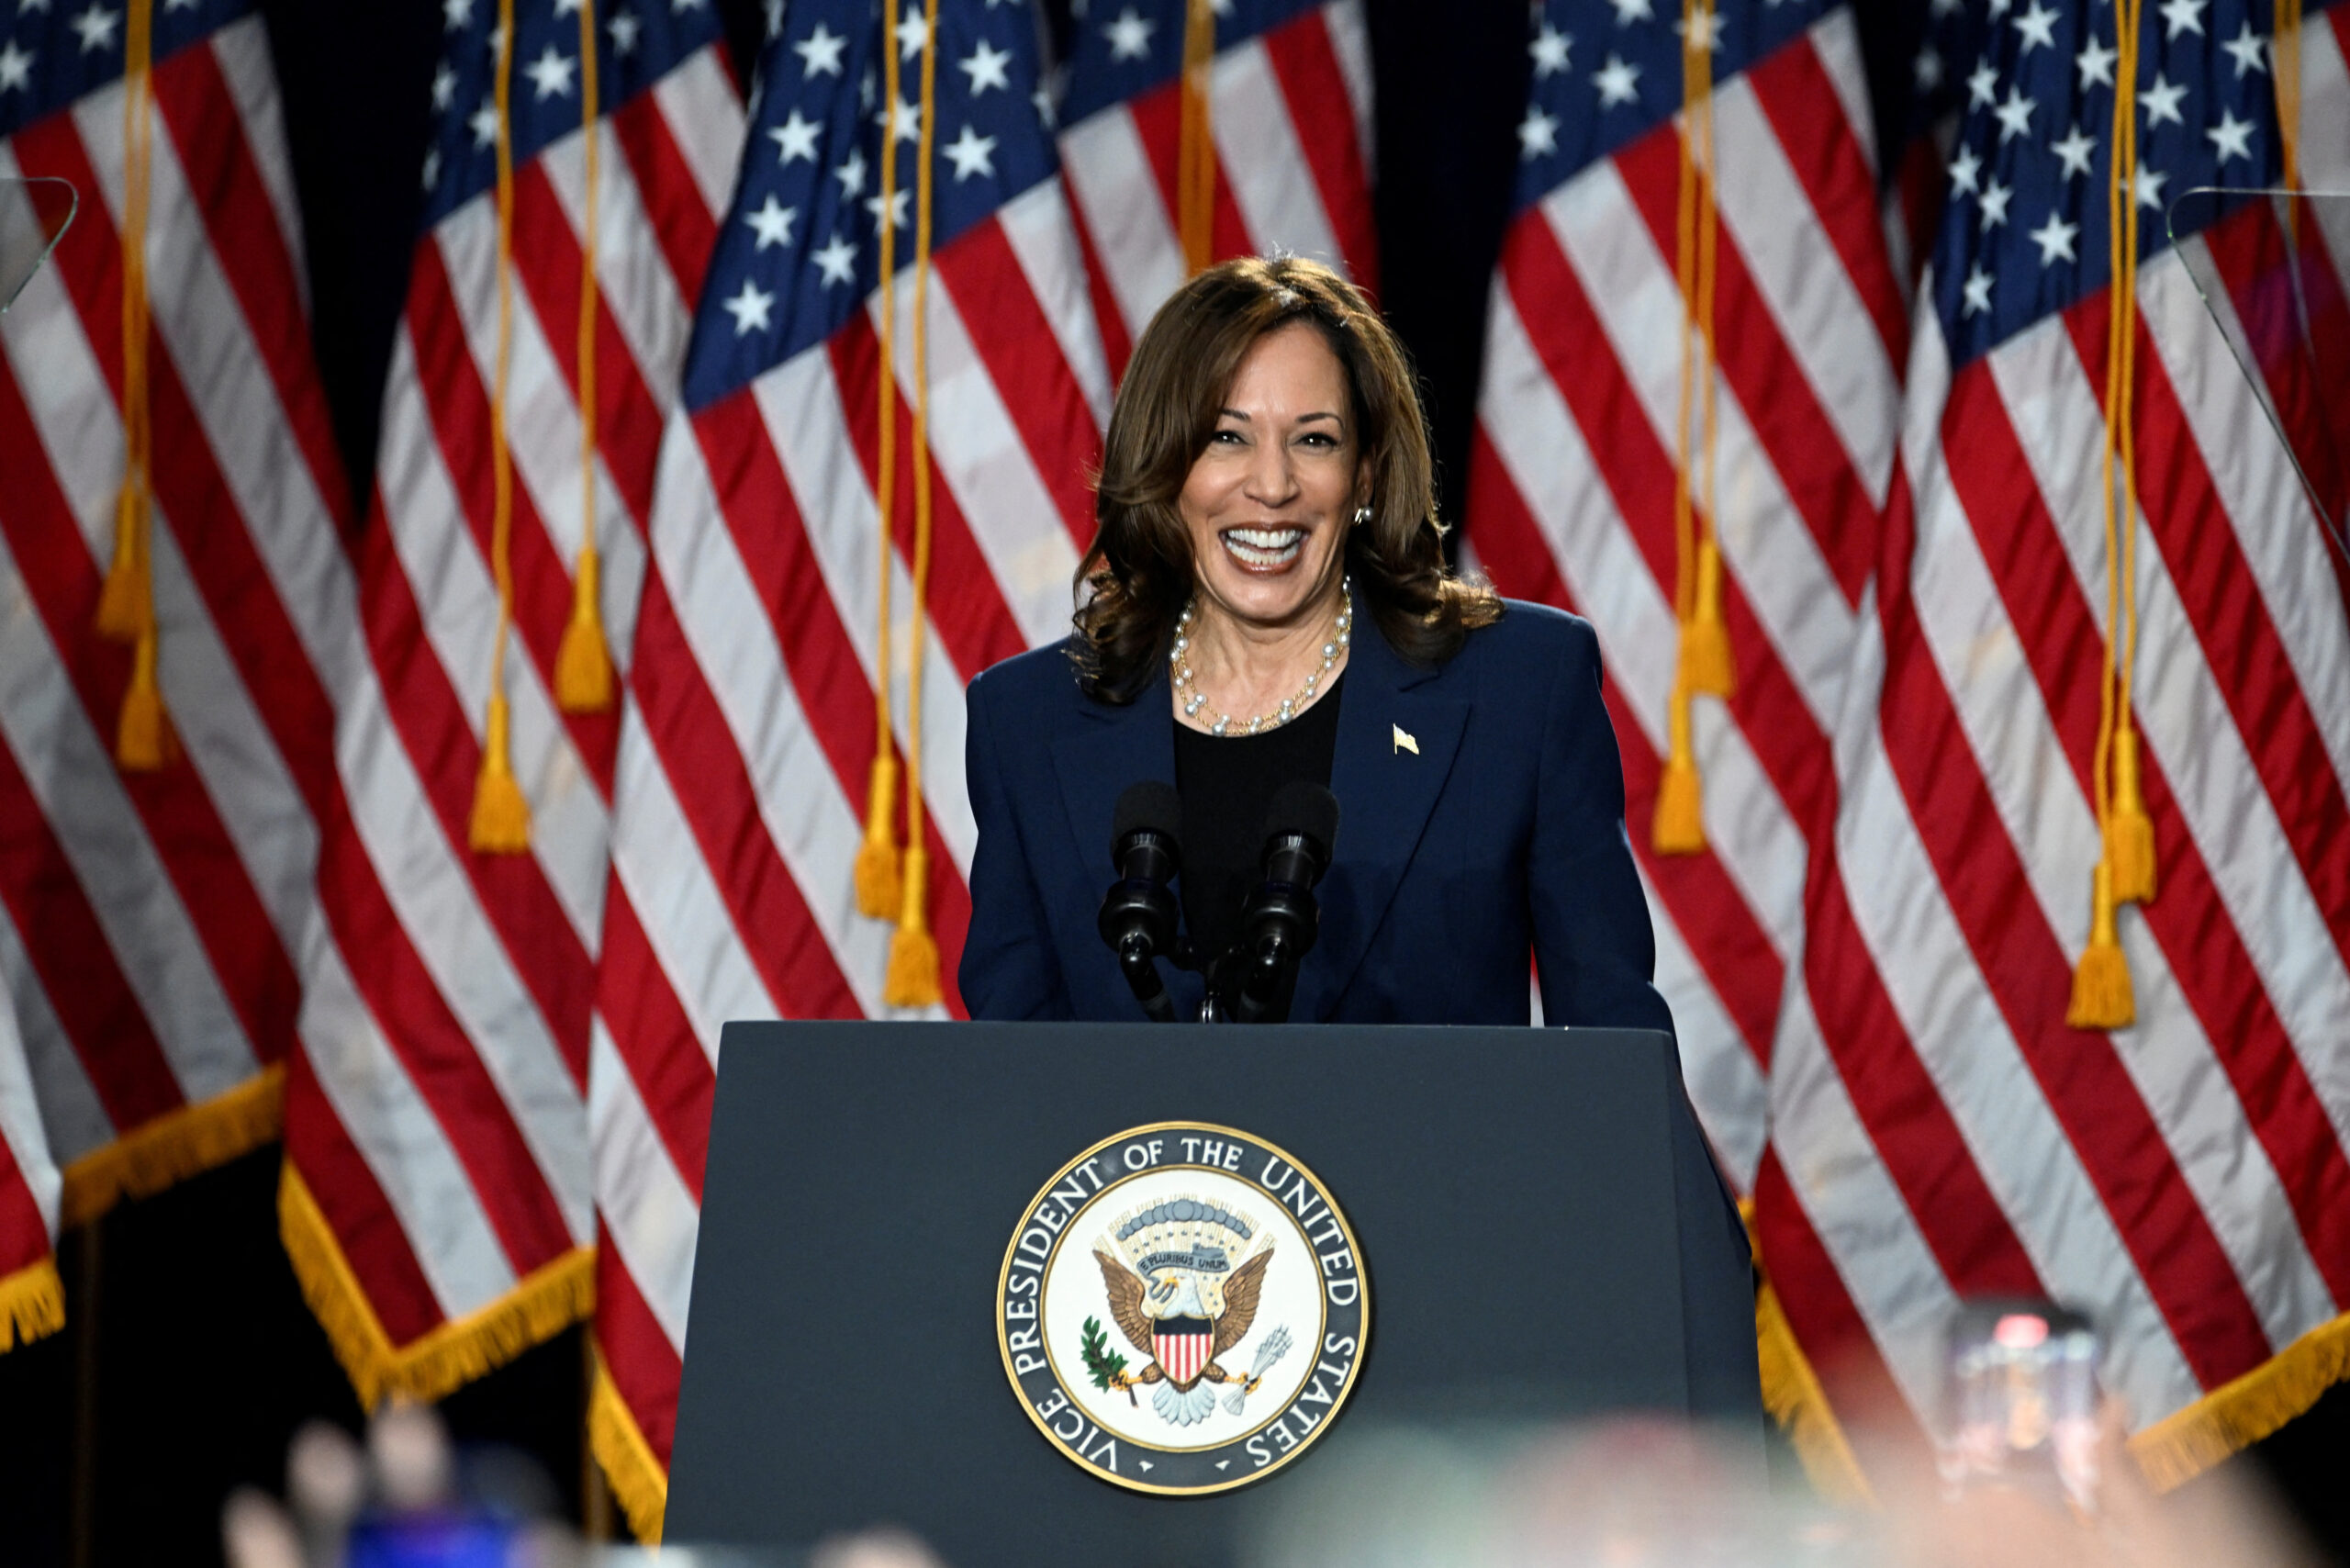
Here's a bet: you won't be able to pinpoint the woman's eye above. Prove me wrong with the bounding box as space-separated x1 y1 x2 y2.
1212 428 1245 444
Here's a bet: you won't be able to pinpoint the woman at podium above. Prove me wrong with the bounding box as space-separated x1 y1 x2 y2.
960 256 1673 1035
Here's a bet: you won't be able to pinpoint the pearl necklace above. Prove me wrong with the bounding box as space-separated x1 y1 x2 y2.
1170 578 1353 735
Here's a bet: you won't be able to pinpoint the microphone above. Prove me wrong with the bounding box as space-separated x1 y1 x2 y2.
1226 782 1340 1025
1099 782 1184 1023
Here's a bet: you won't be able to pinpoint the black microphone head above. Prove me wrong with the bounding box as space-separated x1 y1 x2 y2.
1263 781 1340 858
1112 780 1184 862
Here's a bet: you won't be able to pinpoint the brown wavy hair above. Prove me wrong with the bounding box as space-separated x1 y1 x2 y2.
1071 255 1500 702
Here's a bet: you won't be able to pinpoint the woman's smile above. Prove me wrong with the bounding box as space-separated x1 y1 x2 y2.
1218 524 1310 571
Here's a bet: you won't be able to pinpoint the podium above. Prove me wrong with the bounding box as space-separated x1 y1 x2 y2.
666 1023 1758 1562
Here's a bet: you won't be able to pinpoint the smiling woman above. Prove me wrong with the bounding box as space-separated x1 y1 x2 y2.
957 255 1674 1037
1071 256 1498 711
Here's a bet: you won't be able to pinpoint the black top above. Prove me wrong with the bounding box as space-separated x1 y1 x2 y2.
1172 675 1344 963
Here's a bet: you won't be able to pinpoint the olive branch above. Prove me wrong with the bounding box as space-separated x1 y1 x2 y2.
1079 1316 1134 1403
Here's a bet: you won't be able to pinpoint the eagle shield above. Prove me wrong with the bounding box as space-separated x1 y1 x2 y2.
1091 1195 1276 1425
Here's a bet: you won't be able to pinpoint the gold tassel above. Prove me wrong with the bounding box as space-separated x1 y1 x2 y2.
468 690 532 853
884 842 942 1007
468 0 531 857
115 628 173 770
855 754 902 919
95 489 148 640
554 544 614 713
2066 862 2135 1030
860 0 908 925
1679 538 1736 698
1652 689 1706 854
2109 722 2157 904
558 0 612 719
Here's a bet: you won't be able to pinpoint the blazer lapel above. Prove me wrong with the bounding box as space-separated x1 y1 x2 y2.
1294 626 1468 1021
1048 666 1178 901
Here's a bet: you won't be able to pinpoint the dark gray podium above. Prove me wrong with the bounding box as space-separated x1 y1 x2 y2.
665 1023 1757 1562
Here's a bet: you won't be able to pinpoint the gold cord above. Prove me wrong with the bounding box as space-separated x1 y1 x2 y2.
1654 0 1728 855
2069 0 2146 1027
1177 0 1216 276
469 0 532 853
555 0 615 713
101 0 173 770
857 5 911 919
884 0 946 1007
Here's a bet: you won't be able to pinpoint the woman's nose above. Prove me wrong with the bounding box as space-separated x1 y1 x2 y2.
1245 437 1299 504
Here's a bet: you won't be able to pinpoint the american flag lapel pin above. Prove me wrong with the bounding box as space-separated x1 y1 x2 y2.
1393 723 1419 756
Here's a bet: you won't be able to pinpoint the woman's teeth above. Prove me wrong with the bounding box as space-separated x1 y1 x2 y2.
1221 527 1305 568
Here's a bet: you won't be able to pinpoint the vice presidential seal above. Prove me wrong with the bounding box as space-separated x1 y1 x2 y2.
997 1123 1368 1495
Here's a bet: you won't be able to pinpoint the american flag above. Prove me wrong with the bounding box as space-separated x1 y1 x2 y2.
282 0 742 1408
1466 0 1906 1204
587 0 1106 1533
1056 0 1375 375
0 974 63 1350
1 1 347 1224
1760 0 2350 1490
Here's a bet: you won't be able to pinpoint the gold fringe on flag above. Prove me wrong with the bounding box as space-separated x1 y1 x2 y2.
59 1064 284 1228
1754 1275 1874 1504
2129 1309 2350 1491
471 0 533 853
1176 0 1216 276
1740 1200 1874 1505
0 1257 66 1352
1740 1229 2350 1501
278 1164 593 1408
1653 0 1730 856
884 0 946 1007
588 1348 670 1543
98 0 176 772
555 0 616 715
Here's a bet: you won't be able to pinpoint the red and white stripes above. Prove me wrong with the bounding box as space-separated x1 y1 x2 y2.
587 173 1108 1537
282 42 743 1406
1760 17 2350 1485
1469 9 1903 1197
0 14 346 1223
0 973 64 1350
1059 0 1375 375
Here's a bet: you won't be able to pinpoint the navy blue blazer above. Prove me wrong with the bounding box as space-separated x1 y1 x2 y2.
957 599 1675 1032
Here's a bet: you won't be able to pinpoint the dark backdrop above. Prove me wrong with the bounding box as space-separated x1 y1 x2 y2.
0 4 2343 1565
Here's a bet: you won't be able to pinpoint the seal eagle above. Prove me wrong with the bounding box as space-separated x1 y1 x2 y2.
1093 1244 1272 1423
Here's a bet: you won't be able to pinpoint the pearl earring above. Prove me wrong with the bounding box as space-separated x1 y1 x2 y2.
1352 504 1371 528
